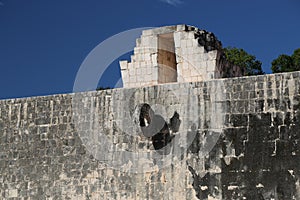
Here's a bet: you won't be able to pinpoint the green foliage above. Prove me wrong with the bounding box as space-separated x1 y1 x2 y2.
271 48 300 73
223 47 264 76
291 48 300 70
271 54 293 73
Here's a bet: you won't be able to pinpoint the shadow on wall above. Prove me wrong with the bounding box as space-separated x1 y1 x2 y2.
139 103 181 155
229 112 300 200
187 109 300 199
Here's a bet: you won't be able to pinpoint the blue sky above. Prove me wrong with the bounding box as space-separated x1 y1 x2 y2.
0 0 299 99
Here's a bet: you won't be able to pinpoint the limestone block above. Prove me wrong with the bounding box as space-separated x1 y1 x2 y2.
143 47 149 54
201 53 208 61
192 54 202 64
141 67 147 75
176 24 187 31
8 189 18 198
193 61 204 71
183 76 192 82
134 47 142 54
197 76 203 82
142 29 153 36
189 62 198 70
145 74 152 82
136 38 141 47
198 64 207 73
174 32 181 48
206 60 217 71
181 47 188 55
177 76 185 82
207 50 218 60
129 68 136 76
206 71 215 80
182 63 189 70
132 62 139 69
145 61 152 68
189 68 199 77
151 26 176 35
146 67 152 75
128 82 135 87
129 82 136 87
191 76 198 82
181 40 187 48
141 36 150 46
138 53 144 61
131 82 136 87
176 63 183 71
143 36 157 49
144 53 151 61
186 47 194 56
127 63 132 69
121 71 129 81
152 67 158 78
176 55 183 63
175 46 181 54
192 38 199 47
189 54 198 63
131 55 136 62
139 61 146 68
137 75 143 82
151 53 157 64
119 60 128 70
182 69 191 77
193 46 205 54
186 31 195 40
129 76 136 83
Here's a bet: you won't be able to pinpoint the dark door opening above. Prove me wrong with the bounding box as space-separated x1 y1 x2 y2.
157 33 177 83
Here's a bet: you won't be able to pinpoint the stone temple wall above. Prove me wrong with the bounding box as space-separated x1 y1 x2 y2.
1 71 300 199
120 25 243 88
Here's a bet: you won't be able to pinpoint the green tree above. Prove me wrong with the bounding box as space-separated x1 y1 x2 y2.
291 48 300 70
223 47 264 76
271 48 300 73
271 54 293 73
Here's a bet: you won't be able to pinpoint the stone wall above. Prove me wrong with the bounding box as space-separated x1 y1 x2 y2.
0 71 300 199
120 25 243 88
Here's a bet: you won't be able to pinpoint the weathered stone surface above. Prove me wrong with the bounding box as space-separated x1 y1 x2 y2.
120 25 243 88
0 71 300 199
